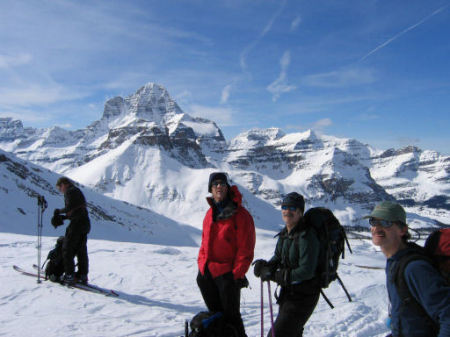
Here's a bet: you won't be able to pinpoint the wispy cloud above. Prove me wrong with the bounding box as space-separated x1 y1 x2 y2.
360 5 449 61
267 50 296 101
220 84 232 104
0 107 54 124
357 112 380 121
0 84 87 107
0 53 33 69
285 118 332 133
239 0 287 73
290 16 302 31
303 67 376 88
188 104 236 127
312 118 332 131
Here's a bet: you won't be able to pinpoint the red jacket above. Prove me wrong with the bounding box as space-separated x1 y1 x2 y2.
198 185 256 279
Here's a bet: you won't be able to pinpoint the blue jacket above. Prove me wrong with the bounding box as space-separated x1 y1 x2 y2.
386 247 450 337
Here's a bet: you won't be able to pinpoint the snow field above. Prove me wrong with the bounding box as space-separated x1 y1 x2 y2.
0 232 390 337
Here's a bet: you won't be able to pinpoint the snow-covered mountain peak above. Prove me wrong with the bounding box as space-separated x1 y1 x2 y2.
100 82 183 130
229 127 286 149
0 117 23 130
0 82 448 229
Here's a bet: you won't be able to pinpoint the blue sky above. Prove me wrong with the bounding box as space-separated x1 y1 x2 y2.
1 0 449 154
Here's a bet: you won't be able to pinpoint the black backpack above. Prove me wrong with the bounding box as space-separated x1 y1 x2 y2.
185 311 238 337
303 207 353 308
44 236 65 282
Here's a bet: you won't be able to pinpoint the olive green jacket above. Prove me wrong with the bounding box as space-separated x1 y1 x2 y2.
268 219 320 284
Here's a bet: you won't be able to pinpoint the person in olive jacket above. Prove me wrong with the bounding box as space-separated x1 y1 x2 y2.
197 172 256 337
254 192 321 337
54 176 91 285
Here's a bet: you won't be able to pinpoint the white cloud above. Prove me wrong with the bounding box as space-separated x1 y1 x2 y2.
0 84 86 107
313 118 332 128
220 84 232 104
0 108 49 124
0 53 33 69
290 16 302 31
56 123 73 129
357 113 380 121
311 118 332 134
303 68 376 88
188 104 235 126
284 118 332 133
267 50 297 101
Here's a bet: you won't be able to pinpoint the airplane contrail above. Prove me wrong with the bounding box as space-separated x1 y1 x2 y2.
360 5 448 61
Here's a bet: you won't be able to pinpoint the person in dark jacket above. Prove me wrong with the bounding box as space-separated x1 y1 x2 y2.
197 172 256 337
253 192 321 337
367 201 450 337
54 176 91 285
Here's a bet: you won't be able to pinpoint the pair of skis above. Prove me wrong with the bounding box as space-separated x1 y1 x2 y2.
13 265 119 297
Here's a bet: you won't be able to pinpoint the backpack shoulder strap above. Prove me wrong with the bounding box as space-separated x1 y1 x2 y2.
390 250 438 335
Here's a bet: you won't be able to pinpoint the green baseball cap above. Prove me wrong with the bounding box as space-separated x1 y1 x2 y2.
363 201 407 225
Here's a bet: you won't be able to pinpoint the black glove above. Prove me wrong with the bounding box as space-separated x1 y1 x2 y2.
53 209 60 216
260 266 273 281
235 277 249 289
272 268 290 287
253 259 268 277
51 214 64 229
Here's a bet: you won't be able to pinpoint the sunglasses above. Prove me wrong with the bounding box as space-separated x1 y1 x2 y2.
281 205 298 211
369 218 395 228
211 180 227 187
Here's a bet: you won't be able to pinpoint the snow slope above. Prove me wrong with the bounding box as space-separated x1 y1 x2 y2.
1 232 391 337
0 149 199 246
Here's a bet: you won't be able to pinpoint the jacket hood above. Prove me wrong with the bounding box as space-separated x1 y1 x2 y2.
206 184 243 208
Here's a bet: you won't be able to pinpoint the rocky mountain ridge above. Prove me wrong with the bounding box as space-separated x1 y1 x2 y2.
0 83 448 228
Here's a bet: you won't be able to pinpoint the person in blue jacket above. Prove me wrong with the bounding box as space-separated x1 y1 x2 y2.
366 201 450 337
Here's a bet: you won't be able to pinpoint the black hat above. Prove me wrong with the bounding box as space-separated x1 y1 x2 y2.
56 176 72 187
208 172 229 192
281 192 305 212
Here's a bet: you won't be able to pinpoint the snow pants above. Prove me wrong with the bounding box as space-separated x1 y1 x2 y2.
267 286 320 337
63 220 90 277
197 267 247 337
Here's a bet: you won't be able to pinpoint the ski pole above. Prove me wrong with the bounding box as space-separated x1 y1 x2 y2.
260 278 264 337
336 274 352 302
267 280 275 337
37 196 42 283
36 195 47 284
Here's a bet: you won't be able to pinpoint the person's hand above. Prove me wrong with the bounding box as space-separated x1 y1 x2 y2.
253 259 268 277
51 214 63 228
235 277 249 289
272 268 290 286
260 266 272 281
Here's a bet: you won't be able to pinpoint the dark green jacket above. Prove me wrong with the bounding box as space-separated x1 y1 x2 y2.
268 218 320 284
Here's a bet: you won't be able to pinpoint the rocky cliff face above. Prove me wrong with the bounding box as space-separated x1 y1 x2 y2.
0 83 448 227
369 146 450 210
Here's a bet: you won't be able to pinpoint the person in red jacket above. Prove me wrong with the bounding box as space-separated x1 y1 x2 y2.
197 172 256 337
